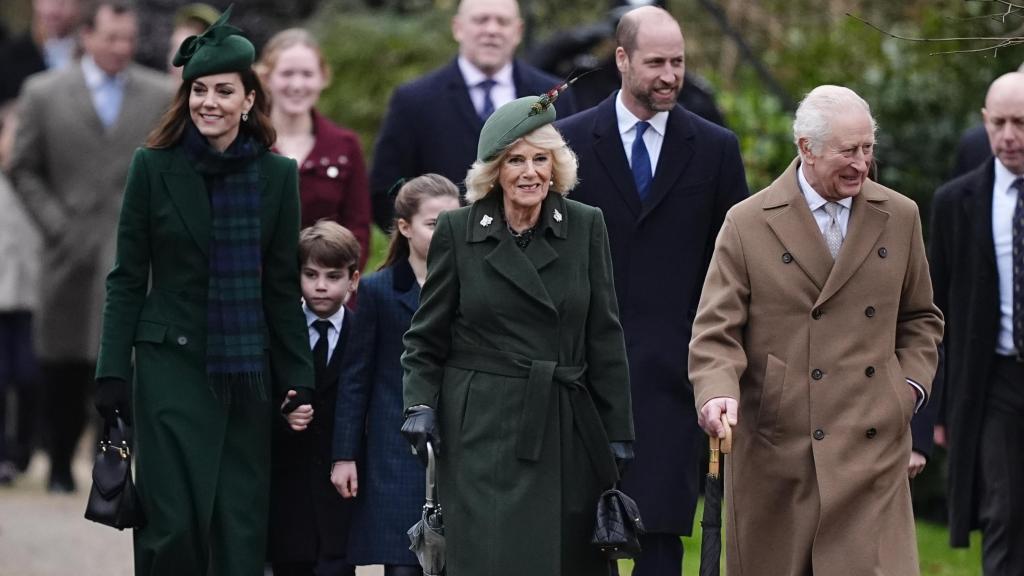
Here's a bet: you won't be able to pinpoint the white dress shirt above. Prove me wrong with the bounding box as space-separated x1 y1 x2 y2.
458 58 515 117
798 163 852 238
616 90 668 174
303 303 346 364
991 158 1022 356
42 36 76 70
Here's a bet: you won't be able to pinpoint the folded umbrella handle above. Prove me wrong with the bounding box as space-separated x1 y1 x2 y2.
425 441 437 508
708 414 733 479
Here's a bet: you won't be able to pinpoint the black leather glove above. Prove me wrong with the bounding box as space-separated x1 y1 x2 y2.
94 377 132 424
281 387 314 414
400 405 441 466
610 441 634 477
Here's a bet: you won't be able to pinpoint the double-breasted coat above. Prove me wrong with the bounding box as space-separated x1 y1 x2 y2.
555 94 749 535
95 145 314 576
268 308 353 563
402 191 634 576
689 159 943 576
332 260 423 566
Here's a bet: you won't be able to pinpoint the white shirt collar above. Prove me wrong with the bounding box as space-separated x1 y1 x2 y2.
302 301 345 334
80 55 126 90
993 157 1023 198
798 161 853 213
457 57 513 91
615 90 669 137
42 36 76 70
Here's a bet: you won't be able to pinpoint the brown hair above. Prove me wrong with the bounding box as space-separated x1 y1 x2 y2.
299 220 361 275
381 174 460 269
82 0 134 30
146 67 276 149
255 28 332 89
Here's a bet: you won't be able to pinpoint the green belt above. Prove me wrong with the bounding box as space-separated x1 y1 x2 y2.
446 345 619 487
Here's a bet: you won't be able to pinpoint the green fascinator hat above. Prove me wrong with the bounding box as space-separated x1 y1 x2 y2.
172 5 255 82
476 80 576 162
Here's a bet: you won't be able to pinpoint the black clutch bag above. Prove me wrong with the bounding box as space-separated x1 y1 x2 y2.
592 487 645 559
84 413 145 530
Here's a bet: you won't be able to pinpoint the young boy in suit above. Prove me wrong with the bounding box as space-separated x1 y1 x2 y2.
268 220 361 576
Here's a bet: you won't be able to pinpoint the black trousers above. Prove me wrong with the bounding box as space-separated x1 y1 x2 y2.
0 311 37 468
41 360 92 485
631 532 683 576
271 559 356 576
978 356 1024 576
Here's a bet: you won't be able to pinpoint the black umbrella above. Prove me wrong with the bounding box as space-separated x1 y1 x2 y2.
699 415 732 576
408 441 445 576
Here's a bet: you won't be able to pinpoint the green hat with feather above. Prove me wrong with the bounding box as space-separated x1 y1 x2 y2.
476 80 576 162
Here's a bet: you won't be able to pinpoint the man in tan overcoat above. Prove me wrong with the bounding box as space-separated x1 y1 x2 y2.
689 85 943 576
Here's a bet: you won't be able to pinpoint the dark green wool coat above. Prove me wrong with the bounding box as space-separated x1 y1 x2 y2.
95 145 314 576
402 191 634 576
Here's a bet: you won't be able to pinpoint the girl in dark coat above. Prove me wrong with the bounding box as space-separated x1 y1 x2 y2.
93 9 314 575
331 174 460 575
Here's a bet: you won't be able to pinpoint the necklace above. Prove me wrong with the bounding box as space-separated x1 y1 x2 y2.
502 206 538 250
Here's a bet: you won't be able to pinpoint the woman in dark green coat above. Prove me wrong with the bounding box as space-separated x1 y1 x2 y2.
93 9 314 575
401 92 635 576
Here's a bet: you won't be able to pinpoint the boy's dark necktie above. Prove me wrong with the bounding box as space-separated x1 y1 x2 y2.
312 319 331 376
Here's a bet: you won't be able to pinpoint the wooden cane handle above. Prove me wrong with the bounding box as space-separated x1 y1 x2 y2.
720 413 733 454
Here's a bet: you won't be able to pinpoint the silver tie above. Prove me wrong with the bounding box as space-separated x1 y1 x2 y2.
823 202 843 259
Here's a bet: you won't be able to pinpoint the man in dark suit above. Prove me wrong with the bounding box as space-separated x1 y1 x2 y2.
555 7 747 574
930 71 1024 575
949 62 1024 179
368 0 577 230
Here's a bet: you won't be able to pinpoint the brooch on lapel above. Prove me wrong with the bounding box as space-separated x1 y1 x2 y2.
480 215 493 227
553 209 563 223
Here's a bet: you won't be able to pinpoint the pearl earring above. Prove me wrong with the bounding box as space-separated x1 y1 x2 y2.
242 112 249 122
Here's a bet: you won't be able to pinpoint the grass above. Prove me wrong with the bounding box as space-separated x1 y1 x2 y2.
615 499 982 575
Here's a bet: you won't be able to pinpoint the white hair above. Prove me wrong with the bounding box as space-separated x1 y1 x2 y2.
793 85 877 156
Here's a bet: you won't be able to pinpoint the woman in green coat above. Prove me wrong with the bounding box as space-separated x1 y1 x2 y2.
401 92 635 576
93 9 314 575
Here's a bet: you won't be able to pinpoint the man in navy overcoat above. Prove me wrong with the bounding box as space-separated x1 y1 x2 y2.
368 0 577 230
555 7 747 573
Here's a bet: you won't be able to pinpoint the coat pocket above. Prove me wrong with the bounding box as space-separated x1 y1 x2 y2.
756 353 787 442
133 321 168 344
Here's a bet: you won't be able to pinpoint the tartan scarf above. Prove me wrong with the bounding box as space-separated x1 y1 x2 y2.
182 122 267 403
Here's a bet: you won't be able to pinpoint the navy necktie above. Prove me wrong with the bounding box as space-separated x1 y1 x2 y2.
1012 177 1023 355
312 320 331 375
478 79 496 120
631 121 652 201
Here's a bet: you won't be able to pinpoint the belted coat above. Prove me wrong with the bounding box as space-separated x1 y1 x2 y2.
689 158 943 576
402 191 634 576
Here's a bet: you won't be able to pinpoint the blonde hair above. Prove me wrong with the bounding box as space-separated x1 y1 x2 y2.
255 28 332 88
464 124 578 203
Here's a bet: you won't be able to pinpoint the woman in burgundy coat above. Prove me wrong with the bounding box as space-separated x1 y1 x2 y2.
258 29 371 270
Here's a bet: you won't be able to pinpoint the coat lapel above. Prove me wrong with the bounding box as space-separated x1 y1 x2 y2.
764 159 833 290
641 105 695 221
468 194 557 311
967 160 997 268
162 147 211 256
591 97 642 218
393 258 422 315
67 66 105 136
445 60 485 135
816 182 889 306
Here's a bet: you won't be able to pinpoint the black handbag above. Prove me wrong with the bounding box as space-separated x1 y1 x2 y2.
592 487 645 559
84 413 145 530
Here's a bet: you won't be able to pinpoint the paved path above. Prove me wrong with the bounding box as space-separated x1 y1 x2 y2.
0 438 383 576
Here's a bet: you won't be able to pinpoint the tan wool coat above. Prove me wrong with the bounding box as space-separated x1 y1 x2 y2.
689 158 943 576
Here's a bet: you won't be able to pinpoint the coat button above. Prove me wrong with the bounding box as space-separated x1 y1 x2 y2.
812 308 823 320
177 336 188 346
813 429 825 440
878 247 888 258
782 252 793 264
865 306 876 318
865 428 877 439
865 366 876 377
811 368 823 380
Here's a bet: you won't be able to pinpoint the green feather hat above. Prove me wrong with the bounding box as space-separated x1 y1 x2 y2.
476 79 576 162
